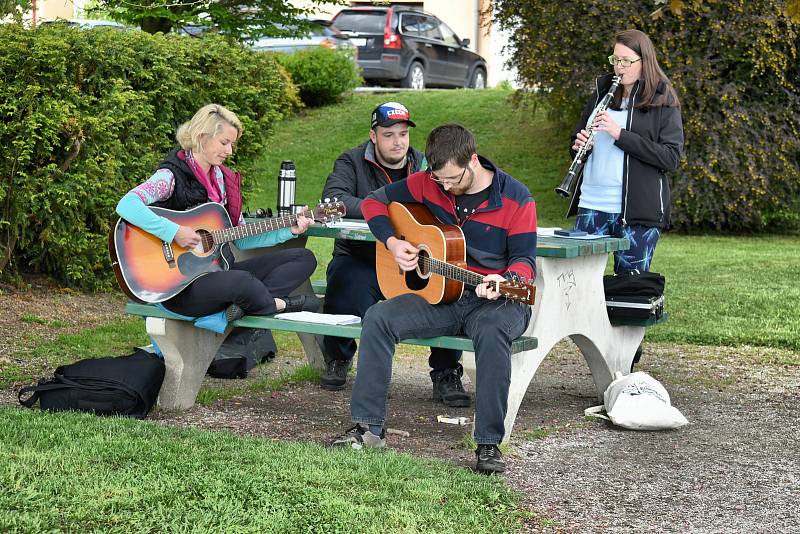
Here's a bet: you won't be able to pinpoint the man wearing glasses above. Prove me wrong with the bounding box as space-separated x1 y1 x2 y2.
332 124 538 474
319 103 467 408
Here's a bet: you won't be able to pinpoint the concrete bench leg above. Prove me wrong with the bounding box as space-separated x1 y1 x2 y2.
146 317 227 410
571 326 645 401
462 254 647 442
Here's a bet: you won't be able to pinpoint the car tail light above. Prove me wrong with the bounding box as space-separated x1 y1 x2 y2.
320 38 336 49
383 10 401 49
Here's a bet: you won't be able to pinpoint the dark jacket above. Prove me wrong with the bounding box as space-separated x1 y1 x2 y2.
322 140 426 261
152 149 242 222
567 73 684 229
152 149 210 212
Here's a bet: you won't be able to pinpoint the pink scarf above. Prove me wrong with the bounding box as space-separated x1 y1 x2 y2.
178 150 242 224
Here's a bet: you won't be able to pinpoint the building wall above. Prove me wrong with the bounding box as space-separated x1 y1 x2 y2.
27 0 80 23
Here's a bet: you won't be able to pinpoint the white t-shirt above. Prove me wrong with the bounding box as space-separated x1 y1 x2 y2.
579 101 629 214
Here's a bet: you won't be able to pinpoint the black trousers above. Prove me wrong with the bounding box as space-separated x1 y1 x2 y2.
164 247 316 317
322 253 461 371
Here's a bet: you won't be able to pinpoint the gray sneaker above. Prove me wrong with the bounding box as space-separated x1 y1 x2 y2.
331 424 386 450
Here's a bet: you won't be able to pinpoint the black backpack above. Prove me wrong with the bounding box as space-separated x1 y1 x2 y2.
18 349 165 419
207 328 277 379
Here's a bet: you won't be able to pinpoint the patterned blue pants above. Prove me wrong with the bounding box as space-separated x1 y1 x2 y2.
573 208 661 273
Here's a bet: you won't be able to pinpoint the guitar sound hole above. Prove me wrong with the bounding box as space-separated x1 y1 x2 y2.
405 249 429 291
196 230 212 253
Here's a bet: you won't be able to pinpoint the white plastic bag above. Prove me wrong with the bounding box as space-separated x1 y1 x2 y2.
585 371 689 430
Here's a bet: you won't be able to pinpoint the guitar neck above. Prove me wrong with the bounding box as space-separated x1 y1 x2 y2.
211 210 308 244
421 256 492 288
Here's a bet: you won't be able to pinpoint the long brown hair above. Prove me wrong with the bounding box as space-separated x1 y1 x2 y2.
613 29 680 109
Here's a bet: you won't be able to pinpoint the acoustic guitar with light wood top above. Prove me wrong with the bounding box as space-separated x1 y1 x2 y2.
375 202 535 305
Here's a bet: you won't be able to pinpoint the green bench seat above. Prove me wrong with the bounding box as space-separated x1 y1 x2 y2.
126 301 538 354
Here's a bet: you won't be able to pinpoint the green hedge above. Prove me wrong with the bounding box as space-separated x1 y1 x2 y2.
275 47 362 107
0 24 299 289
493 0 800 233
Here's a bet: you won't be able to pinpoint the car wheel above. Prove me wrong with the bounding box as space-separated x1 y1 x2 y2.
469 68 486 89
402 62 425 90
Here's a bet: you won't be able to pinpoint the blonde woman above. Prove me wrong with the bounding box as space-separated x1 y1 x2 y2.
115 104 319 319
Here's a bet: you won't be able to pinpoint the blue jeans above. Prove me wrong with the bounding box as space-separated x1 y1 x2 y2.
350 290 532 444
573 208 661 273
323 254 461 371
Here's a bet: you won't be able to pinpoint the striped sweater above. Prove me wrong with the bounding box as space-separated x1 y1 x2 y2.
362 156 537 281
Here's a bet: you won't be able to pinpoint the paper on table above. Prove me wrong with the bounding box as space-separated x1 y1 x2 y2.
274 311 361 325
325 220 370 230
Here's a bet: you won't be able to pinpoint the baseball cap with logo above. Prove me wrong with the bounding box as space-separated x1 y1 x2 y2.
371 102 416 129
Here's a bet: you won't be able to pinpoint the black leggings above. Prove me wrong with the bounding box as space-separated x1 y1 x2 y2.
164 247 316 317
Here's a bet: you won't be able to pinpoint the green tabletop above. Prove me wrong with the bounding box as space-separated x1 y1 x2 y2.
305 221 629 258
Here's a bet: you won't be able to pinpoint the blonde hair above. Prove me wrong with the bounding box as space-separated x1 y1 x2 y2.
175 104 243 152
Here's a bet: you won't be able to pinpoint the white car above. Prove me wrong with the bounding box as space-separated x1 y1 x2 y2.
249 18 356 55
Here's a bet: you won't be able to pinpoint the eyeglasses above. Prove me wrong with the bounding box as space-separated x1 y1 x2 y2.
429 167 467 186
608 55 641 67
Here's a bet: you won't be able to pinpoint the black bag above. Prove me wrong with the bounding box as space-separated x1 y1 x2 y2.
604 271 666 321
207 328 277 379
18 349 165 419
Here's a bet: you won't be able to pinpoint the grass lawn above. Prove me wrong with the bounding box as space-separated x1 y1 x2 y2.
0 409 524 533
1 88 798 532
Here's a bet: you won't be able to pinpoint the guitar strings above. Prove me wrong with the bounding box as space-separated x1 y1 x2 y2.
417 255 532 303
209 212 310 245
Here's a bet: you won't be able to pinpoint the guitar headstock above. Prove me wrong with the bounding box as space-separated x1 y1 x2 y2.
313 200 346 223
499 281 536 306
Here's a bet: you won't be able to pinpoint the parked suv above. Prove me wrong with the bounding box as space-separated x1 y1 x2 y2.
331 6 487 89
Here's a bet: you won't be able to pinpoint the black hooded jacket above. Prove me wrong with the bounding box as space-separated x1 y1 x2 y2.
567 73 684 229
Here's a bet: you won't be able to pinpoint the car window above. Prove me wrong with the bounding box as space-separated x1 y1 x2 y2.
438 21 461 46
417 15 441 41
399 13 423 36
333 11 385 34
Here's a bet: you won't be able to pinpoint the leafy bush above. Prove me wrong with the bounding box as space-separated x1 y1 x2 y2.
493 0 800 233
275 47 362 107
0 24 299 289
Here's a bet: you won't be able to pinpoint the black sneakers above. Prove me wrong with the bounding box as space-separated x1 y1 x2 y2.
475 444 505 474
320 358 351 391
282 294 322 313
430 365 471 408
331 424 386 449
225 304 245 322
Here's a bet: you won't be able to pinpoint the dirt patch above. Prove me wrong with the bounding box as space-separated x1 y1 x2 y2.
2 277 799 532
0 275 126 359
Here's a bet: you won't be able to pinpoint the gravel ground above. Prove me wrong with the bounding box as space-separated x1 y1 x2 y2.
505 345 800 533
2 277 799 533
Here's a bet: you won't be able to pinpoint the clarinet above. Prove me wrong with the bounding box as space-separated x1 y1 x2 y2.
555 75 622 198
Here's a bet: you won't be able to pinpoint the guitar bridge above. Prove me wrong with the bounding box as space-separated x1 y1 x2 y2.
162 241 176 269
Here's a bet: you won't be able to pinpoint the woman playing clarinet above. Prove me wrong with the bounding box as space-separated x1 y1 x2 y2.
568 29 684 274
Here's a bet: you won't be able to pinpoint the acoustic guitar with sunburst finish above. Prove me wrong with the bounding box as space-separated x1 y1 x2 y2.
375 202 535 306
109 200 345 304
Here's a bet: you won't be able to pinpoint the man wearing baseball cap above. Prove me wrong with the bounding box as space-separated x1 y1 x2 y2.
319 102 468 409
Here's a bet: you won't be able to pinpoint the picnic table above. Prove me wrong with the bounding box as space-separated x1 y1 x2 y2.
304 222 656 440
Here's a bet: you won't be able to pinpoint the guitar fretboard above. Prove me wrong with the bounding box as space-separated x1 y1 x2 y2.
420 256 492 288
204 210 311 247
